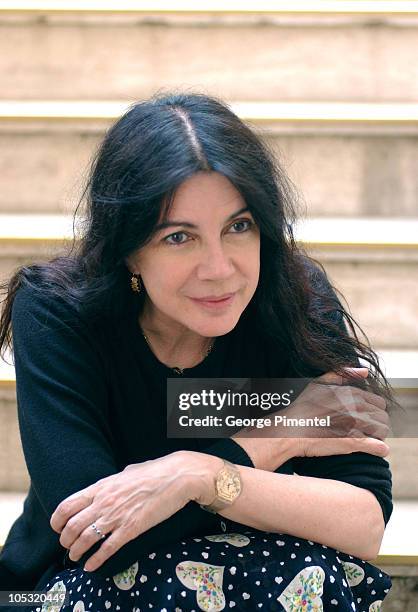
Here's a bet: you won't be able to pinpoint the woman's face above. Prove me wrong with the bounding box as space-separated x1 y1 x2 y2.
125 171 260 338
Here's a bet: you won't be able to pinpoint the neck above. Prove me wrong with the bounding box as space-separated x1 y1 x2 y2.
138 301 215 369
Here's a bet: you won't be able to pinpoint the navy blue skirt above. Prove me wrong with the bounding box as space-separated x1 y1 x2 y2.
30 528 391 611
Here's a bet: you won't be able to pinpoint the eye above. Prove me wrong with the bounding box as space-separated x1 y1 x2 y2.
162 218 254 247
229 219 254 233
163 231 189 246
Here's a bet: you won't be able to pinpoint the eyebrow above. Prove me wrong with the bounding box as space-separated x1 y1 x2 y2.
154 206 250 231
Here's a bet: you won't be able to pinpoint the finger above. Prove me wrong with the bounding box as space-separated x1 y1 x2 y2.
356 416 390 441
332 404 390 440
315 367 368 386
363 407 391 429
354 437 390 457
360 390 387 411
354 407 391 437
342 367 369 379
314 371 345 385
337 387 387 414
83 527 129 572
350 407 390 442
59 505 100 550
338 367 370 387
361 423 391 441
68 518 110 563
50 492 94 534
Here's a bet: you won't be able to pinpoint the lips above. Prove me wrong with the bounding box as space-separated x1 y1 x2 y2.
193 293 235 302
189 293 236 310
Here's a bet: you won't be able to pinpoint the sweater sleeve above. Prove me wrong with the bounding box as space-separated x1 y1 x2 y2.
292 261 393 526
198 438 254 468
11 287 118 519
9 287 237 579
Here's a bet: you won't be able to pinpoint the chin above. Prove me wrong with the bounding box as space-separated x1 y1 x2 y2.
194 313 242 338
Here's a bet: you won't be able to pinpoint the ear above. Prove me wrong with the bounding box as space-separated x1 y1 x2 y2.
124 254 137 275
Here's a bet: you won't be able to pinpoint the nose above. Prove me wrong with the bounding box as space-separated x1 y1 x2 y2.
196 241 235 280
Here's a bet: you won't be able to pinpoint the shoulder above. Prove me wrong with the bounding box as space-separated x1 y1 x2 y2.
298 254 336 294
11 283 91 341
11 283 110 375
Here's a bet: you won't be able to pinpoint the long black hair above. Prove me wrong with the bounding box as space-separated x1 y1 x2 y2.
0 90 402 419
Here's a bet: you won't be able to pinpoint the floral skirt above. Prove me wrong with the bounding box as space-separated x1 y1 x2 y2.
29 528 392 612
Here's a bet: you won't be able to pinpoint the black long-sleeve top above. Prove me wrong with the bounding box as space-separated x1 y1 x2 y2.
0 266 392 590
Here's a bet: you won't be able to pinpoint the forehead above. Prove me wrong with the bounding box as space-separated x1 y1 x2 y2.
168 172 244 215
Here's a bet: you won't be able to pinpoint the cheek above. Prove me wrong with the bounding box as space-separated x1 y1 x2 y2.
245 259 260 295
245 243 260 276
150 266 185 298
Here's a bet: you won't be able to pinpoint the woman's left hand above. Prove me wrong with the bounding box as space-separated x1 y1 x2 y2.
49 450 213 572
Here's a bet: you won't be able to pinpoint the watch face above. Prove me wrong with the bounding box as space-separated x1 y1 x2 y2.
217 467 241 503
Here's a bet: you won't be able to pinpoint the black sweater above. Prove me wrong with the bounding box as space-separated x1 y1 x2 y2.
0 271 393 590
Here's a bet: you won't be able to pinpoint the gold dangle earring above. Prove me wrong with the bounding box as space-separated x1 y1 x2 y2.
130 273 142 294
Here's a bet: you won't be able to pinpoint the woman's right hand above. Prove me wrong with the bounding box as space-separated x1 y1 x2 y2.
288 367 391 459
294 434 390 460
232 367 391 469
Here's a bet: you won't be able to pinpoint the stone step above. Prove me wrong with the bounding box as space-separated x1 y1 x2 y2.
0 101 418 216
1 214 417 348
1 348 417 495
1 214 418 244
0 3 417 101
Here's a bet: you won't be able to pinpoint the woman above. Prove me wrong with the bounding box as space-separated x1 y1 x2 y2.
0 92 397 611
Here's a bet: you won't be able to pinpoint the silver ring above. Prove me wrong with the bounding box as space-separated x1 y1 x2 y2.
91 523 106 540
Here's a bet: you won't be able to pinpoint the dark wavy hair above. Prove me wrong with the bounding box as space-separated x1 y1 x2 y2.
0 90 402 421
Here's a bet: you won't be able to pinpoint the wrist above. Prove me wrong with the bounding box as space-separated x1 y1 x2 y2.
172 450 224 505
231 436 295 470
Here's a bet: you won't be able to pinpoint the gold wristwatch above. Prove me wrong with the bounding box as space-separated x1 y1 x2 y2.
199 459 242 514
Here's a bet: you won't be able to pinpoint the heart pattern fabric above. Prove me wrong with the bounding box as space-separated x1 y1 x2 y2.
33 528 392 612
277 565 325 611
341 561 365 587
40 580 67 612
112 560 139 590
204 533 250 547
176 560 226 611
